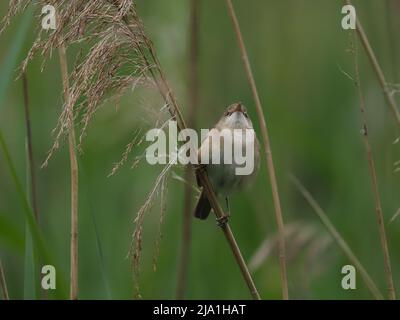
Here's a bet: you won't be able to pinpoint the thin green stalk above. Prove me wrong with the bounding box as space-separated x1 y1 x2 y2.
0 130 67 298
225 0 288 299
350 31 396 300
22 71 41 299
22 72 39 221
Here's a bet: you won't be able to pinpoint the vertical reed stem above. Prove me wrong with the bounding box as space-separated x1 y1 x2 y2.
176 0 200 299
225 0 288 299
58 45 79 300
345 0 400 128
351 32 396 300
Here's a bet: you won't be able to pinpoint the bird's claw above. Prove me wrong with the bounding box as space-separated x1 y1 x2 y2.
216 214 230 227
195 163 207 174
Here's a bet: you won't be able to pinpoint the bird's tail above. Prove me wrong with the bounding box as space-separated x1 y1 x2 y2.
194 190 211 220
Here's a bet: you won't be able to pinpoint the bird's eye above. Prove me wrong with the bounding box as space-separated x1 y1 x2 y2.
225 111 231 116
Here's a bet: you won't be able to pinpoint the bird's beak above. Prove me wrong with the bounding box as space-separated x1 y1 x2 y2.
232 103 243 113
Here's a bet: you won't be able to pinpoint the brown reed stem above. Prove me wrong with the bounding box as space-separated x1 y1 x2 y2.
351 31 396 300
196 170 261 300
345 0 400 129
0 260 9 300
176 0 200 300
22 72 39 222
225 0 288 299
290 175 384 300
58 44 79 300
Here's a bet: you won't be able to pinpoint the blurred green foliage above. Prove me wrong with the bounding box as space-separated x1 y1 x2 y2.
0 0 399 299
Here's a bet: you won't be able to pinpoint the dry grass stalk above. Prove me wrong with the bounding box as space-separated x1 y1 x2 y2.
58 44 79 300
0 260 9 300
349 31 396 300
131 160 174 298
176 0 200 300
0 0 30 35
108 128 143 177
344 0 400 128
225 0 288 299
290 175 384 300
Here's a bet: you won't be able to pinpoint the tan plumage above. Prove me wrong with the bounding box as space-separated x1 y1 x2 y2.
194 102 260 220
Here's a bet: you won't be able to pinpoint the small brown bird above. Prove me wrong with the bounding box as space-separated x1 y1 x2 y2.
194 102 260 220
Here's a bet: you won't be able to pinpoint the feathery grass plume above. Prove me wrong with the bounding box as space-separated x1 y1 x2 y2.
0 0 150 165
131 160 174 298
0 0 30 35
108 128 143 177
110 100 172 175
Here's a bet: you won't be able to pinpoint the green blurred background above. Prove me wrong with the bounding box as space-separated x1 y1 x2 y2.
0 0 399 299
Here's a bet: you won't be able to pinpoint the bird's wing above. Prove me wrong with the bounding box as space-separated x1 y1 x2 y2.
195 129 217 186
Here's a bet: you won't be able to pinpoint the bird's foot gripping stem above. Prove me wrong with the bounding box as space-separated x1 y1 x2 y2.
195 163 207 175
216 214 230 228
